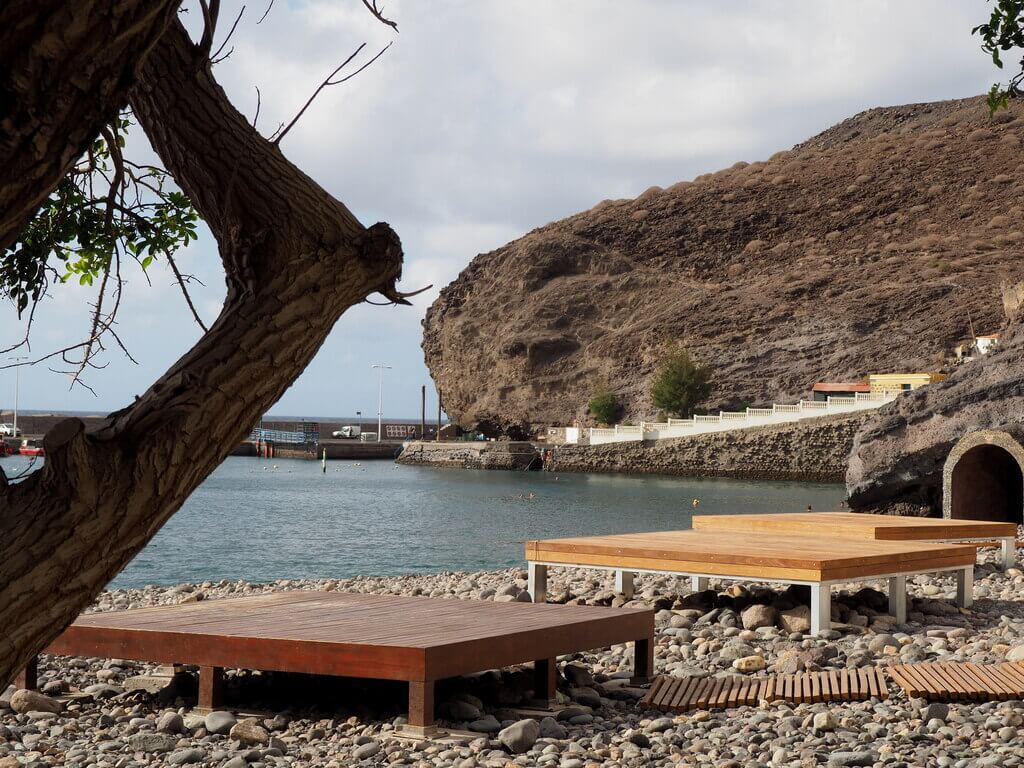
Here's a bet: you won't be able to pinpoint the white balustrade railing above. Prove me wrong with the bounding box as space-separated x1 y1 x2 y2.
573 391 899 445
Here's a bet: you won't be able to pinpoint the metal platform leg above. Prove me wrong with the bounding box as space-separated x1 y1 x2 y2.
956 566 974 608
1002 538 1016 569
690 576 709 592
614 569 635 599
810 583 831 635
528 562 547 604
887 575 907 624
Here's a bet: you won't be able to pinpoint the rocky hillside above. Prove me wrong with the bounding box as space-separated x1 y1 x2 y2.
423 97 1024 436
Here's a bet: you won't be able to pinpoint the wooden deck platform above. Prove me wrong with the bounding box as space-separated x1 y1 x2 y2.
525 531 978 634
29 592 654 734
693 512 1017 567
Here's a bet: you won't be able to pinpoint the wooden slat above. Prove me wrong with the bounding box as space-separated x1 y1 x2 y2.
940 663 980 701
649 676 671 708
997 663 1024 695
827 669 839 703
957 663 994 698
930 664 966 701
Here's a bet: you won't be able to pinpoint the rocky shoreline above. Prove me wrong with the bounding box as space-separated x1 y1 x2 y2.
5 540 1024 768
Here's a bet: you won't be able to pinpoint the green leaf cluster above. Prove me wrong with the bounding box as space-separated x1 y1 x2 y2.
1 115 200 317
588 388 622 426
973 1 1024 113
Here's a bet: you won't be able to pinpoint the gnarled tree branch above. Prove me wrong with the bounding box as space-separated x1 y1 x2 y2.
0 16 404 687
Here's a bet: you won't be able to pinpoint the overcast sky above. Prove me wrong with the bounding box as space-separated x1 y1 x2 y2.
0 1 1007 420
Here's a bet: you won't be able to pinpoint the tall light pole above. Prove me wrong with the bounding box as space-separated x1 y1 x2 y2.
371 363 391 442
6 357 27 437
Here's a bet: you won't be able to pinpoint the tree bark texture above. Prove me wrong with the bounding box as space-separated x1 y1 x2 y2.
0 0 181 250
0 18 404 687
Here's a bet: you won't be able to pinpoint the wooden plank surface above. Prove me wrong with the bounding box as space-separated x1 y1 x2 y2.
887 662 1024 702
526 530 976 582
642 667 890 712
46 592 654 683
693 512 1016 541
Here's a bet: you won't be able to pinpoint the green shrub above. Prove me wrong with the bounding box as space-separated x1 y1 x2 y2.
588 389 621 425
651 348 712 418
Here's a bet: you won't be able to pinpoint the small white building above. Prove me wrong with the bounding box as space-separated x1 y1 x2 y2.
975 334 999 355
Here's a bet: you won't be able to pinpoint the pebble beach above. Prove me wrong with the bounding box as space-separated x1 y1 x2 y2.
4 543 1024 768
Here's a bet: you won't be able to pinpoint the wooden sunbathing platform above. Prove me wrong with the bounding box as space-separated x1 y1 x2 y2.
644 667 889 712
28 592 654 735
525 531 977 634
693 512 1018 567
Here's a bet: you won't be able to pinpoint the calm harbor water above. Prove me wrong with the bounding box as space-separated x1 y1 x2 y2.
1 455 845 589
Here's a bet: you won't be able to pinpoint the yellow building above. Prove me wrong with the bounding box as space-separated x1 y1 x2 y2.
869 372 946 395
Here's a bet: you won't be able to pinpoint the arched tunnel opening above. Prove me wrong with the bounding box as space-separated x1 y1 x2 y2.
950 444 1024 523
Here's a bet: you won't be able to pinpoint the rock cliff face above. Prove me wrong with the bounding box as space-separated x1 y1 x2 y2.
847 323 1024 514
422 97 1024 436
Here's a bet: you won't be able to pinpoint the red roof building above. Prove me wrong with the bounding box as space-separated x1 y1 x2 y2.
811 382 871 401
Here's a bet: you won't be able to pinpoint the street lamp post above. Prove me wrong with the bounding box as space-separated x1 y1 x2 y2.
371 363 392 443
7 357 27 437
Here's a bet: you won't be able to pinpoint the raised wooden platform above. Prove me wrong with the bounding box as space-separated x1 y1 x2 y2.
525 531 977 634
693 512 1017 567
30 592 654 734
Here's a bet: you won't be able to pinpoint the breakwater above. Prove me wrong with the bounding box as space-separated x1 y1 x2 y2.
548 412 871 482
395 440 542 471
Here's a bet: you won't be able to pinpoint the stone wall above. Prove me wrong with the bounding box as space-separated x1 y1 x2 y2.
547 412 872 482
396 440 540 471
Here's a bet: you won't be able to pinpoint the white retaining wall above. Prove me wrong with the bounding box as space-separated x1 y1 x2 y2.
580 392 897 445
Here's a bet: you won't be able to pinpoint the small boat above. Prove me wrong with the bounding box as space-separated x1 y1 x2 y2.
18 439 44 457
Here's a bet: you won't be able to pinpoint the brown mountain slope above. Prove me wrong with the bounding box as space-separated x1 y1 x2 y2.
423 97 1024 436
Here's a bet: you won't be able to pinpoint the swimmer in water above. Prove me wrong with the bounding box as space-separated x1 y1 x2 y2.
692 499 700 508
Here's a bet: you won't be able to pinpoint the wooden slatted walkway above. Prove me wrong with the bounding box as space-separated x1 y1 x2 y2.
25 592 655 736
888 662 1024 701
643 668 889 712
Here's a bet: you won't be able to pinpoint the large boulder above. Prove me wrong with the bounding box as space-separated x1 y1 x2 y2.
498 719 540 754
9 689 60 714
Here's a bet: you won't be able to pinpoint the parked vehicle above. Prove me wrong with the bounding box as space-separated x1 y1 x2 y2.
358 432 378 442
0 423 22 437
331 425 361 439
18 439 44 457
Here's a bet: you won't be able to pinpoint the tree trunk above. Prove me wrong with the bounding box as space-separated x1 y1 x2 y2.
0 18 404 687
0 0 181 250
